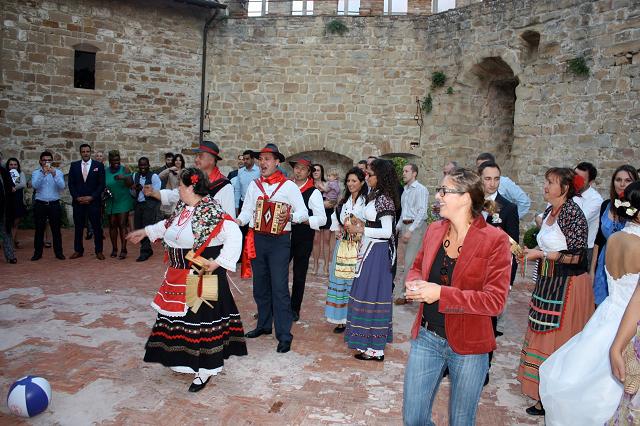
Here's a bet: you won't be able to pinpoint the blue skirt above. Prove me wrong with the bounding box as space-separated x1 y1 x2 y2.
345 241 393 351
325 239 354 324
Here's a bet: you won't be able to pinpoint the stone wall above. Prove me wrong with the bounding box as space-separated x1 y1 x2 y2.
1 0 639 220
207 0 640 218
1 0 206 169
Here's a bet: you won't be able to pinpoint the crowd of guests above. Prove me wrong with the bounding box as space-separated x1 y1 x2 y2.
2 143 640 425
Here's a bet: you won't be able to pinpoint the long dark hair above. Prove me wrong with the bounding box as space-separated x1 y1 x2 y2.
5 157 21 173
615 181 640 222
368 159 400 208
610 165 638 221
173 154 186 169
312 163 326 182
338 167 367 207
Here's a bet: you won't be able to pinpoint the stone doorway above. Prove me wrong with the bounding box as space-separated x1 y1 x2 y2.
287 149 355 183
471 57 520 169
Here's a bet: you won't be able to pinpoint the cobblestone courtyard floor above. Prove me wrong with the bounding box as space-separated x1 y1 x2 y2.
0 229 543 425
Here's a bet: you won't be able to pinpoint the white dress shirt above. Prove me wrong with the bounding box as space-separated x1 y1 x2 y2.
159 183 236 219
573 186 604 248
398 180 429 233
330 195 366 232
298 182 326 231
145 209 241 271
237 178 309 231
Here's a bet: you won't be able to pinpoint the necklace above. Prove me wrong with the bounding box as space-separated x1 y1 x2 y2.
177 208 193 227
442 225 463 255
550 203 563 217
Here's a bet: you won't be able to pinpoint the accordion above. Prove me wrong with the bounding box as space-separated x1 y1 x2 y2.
254 199 291 235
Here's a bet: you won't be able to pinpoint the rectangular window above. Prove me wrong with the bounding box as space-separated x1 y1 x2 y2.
433 0 455 13
74 50 96 90
384 0 407 15
292 0 314 15
337 0 360 15
247 0 268 16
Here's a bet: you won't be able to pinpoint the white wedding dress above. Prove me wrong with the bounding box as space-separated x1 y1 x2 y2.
539 222 640 426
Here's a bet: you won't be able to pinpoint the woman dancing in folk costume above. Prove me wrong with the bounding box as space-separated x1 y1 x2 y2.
325 167 367 333
518 167 594 416
343 159 400 361
127 168 247 393
540 181 640 425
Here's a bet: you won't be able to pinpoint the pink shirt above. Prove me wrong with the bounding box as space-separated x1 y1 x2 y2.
324 180 340 201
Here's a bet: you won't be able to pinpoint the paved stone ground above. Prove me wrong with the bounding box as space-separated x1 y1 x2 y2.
0 229 543 425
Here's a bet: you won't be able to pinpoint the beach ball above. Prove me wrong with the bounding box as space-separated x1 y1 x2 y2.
7 375 51 417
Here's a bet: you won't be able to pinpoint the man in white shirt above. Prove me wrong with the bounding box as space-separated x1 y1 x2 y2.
236 144 309 354
234 150 261 215
573 162 604 268
145 140 236 218
476 153 531 218
288 157 326 322
394 164 429 305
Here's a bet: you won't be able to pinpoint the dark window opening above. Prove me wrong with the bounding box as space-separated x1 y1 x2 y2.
74 50 96 89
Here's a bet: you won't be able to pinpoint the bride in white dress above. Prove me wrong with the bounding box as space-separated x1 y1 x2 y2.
539 182 640 425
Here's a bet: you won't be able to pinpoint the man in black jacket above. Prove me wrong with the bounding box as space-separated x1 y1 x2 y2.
68 144 106 260
0 151 17 263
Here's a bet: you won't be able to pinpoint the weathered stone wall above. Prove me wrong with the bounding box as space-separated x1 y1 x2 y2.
1 0 639 220
1 0 206 169
208 0 640 218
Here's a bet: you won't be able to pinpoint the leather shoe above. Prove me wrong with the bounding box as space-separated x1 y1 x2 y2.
525 402 545 416
188 376 211 393
276 341 291 353
31 255 42 261
96 253 105 260
55 254 66 260
8 258 17 264
69 252 83 259
136 255 150 262
292 311 300 322
333 325 346 334
354 352 384 362
245 328 272 338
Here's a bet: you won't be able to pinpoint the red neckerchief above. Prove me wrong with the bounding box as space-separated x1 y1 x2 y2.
296 178 314 193
207 167 224 184
260 170 286 185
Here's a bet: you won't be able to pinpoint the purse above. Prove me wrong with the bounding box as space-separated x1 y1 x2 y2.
334 238 359 279
184 250 218 313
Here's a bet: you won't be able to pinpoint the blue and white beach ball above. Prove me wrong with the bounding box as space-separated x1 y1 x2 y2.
7 375 51 417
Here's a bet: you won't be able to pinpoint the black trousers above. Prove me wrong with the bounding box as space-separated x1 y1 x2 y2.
33 200 63 257
134 200 160 257
72 202 103 254
289 225 315 315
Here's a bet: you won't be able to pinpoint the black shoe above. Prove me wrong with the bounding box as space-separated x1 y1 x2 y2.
333 325 346 334
495 330 504 337
354 352 384 362
8 258 17 264
525 402 545 416
292 312 300 322
85 232 93 240
245 328 272 338
31 254 42 261
276 341 291 353
136 255 150 262
55 254 66 260
188 376 211 393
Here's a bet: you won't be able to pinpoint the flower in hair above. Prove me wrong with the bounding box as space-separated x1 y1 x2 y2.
627 207 638 216
573 174 585 193
614 199 631 209
190 174 199 185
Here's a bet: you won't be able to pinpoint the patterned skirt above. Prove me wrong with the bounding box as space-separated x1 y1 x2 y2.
144 247 248 374
517 272 593 400
344 241 393 351
325 239 354 325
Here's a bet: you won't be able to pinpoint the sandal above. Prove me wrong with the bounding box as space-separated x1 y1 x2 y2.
110 250 118 258
118 250 127 260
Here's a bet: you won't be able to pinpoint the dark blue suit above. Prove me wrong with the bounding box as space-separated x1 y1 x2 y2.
68 160 105 254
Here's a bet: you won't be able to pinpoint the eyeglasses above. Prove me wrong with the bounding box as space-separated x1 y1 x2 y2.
435 186 466 197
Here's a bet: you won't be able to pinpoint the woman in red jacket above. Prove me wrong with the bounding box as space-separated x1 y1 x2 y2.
403 167 512 425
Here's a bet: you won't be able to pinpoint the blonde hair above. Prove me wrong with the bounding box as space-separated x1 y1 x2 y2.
328 169 339 178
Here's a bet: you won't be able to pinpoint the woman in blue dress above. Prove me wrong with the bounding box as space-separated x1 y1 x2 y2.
591 165 638 305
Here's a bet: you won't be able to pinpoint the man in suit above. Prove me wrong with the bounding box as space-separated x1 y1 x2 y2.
68 144 106 260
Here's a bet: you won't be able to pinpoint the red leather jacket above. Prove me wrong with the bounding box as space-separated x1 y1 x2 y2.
407 216 511 355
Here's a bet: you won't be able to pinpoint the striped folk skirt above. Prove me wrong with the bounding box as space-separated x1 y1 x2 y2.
344 241 393 351
144 268 248 375
325 239 355 325
517 272 594 400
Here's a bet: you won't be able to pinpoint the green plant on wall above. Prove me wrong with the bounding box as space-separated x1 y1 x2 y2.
568 56 590 77
431 71 447 88
421 94 433 114
326 20 349 35
391 157 408 182
446 86 454 95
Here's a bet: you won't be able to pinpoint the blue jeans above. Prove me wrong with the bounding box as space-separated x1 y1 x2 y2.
403 328 489 426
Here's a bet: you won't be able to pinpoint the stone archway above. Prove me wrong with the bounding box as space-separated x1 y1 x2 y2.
287 149 355 181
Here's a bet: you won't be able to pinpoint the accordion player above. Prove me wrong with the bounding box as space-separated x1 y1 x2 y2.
253 198 292 235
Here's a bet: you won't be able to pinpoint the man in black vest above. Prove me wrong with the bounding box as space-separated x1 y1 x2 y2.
289 157 326 322
132 157 161 262
68 144 105 260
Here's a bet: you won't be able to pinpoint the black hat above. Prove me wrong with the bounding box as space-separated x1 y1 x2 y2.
258 143 285 162
193 140 222 161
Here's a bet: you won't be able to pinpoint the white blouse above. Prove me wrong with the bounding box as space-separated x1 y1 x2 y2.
329 195 366 232
362 199 394 241
145 206 242 271
537 216 568 253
